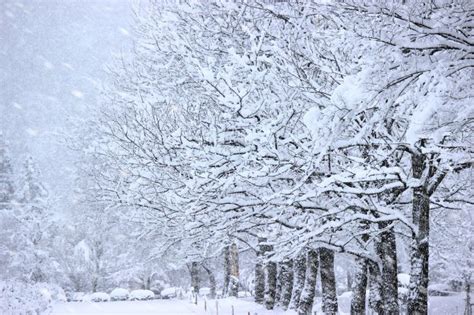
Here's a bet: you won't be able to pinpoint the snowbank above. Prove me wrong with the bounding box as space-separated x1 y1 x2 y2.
161 287 179 299
130 289 155 300
39 283 67 302
69 292 85 302
110 288 129 301
428 283 456 296
90 292 110 302
238 291 252 298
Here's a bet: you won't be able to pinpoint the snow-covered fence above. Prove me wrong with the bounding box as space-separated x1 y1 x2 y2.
199 298 261 315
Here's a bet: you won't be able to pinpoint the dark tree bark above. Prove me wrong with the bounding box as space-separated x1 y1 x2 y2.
350 257 368 315
465 280 472 315
145 275 151 290
92 277 98 293
377 224 399 314
223 245 230 297
254 238 266 304
297 249 318 315
347 270 353 291
229 243 240 297
255 261 265 303
190 261 200 295
279 259 294 310
290 252 306 310
319 248 338 315
407 152 430 315
264 257 277 310
259 240 277 310
275 263 282 304
351 146 370 314
202 265 216 299
368 261 383 314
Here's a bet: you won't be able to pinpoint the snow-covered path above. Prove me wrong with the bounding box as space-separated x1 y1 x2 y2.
52 297 291 315
52 300 199 315
52 295 469 315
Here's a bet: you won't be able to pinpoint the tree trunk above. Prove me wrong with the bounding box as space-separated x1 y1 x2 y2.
347 270 353 291
408 153 430 315
297 249 318 315
377 224 399 314
223 245 230 297
275 263 282 304
319 248 338 315
351 257 368 315
145 275 151 290
92 276 98 293
279 259 294 310
255 238 266 304
465 280 472 315
368 261 383 314
190 261 200 296
290 252 306 309
202 265 216 299
255 261 265 303
259 239 277 310
264 257 277 309
351 193 370 315
229 243 239 297
209 272 216 299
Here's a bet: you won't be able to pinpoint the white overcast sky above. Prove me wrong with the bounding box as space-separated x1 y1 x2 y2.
1 0 134 214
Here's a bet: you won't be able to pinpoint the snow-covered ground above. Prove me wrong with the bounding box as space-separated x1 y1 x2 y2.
51 298 279 315
51 298 278 315
427 295 469 315
52 295 470 315
52 299 197 315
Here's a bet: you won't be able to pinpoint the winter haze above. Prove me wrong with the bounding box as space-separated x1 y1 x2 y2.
1 0 133 215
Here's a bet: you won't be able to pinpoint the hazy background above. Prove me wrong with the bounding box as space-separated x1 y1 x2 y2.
0 0 133 214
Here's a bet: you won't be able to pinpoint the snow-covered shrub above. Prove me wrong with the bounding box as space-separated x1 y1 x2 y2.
69 292 85 302
160 287 178 299
38 283 67 302
39 287 52 302
237 291 252 298
150 288 162 299
428 283 455 296
56 292 67 302
130 289 154 300
110 288 129 301
199 287 210 297
0 281 51 315
90 292 110 302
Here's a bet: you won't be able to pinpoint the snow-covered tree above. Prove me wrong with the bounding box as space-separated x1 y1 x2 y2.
84 1 473 313
0 133 14 210
15 156 51 282
0 133 16 277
